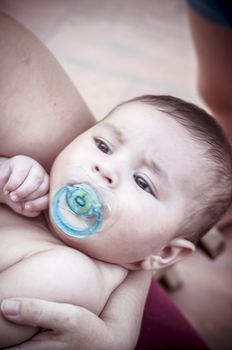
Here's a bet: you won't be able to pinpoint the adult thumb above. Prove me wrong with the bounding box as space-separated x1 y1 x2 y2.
1 298 69 331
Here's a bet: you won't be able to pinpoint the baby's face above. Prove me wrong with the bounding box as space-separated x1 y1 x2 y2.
49 102 203 267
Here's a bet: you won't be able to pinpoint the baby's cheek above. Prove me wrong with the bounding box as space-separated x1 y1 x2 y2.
49 167 61 192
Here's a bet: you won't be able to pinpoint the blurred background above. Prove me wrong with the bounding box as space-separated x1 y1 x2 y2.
0 1 231 349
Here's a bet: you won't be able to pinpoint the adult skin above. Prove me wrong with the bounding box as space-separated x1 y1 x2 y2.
0 11 152 350
187 5 232 227
0 11 94 170
187 6 232 143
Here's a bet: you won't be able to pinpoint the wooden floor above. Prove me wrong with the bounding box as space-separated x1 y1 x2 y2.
0 1 231 349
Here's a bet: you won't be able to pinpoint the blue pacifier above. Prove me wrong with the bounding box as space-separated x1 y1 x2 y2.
52 183 109 238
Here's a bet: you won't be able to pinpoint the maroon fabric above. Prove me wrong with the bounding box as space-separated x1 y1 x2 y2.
136 279 210 350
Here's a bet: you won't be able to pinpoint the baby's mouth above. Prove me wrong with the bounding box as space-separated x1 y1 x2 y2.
51 183 104 238
51 166 117 238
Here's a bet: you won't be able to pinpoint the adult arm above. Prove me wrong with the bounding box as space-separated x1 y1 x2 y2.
187 5 232 142
0 11 95 171
1 270 152 350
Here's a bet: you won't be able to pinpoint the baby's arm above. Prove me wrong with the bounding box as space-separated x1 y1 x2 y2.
0 155 49 217
0 244 127 348
1 270 152 350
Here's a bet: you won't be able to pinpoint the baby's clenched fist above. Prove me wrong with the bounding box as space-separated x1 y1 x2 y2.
0 155 49 217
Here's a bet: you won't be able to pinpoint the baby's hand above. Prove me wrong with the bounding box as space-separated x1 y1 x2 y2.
0 155 49 217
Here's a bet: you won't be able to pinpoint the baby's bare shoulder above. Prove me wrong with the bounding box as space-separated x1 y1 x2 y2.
0 205 62 271
0 205 127 315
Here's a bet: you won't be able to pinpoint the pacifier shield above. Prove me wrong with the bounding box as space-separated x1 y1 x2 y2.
52 183 104 238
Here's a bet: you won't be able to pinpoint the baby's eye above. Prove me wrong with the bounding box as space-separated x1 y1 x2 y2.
134 174 154 195
94 138 112 155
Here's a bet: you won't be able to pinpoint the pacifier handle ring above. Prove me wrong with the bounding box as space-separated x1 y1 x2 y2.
52 185 104 238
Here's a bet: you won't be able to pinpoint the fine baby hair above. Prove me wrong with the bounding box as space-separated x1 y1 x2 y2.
115 95 232 243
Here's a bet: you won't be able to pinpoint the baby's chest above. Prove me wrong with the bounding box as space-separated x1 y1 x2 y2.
0 206 59 271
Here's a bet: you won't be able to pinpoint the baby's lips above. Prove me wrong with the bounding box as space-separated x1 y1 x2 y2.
51 179 117 239
51 166 117 236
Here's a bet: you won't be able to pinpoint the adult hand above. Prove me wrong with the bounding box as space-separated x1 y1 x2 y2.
1 299 115 350
1 271 152 350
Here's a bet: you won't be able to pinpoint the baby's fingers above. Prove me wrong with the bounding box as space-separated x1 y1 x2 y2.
23 195 49 217
0 160 11 190
26 171 49 201
3 163 30 195
8 165 48 202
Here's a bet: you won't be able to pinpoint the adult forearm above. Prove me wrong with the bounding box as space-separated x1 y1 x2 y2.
100 270 152 350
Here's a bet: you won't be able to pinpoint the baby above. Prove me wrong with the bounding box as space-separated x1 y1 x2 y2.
0 95 232 348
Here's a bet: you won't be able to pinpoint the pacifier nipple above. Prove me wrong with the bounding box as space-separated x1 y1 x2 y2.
51 168 115 238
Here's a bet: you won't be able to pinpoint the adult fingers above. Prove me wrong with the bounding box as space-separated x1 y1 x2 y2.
1 298 68 331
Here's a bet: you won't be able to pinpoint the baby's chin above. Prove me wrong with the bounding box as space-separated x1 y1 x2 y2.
47 213 135 267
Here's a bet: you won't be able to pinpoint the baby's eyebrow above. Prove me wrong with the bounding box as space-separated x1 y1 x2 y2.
101 122 125 142
149 159 170 186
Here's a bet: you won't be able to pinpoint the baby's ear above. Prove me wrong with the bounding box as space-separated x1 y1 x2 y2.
141 238 195 271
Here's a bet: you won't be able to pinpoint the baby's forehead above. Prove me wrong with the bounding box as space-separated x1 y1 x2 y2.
100 102 190 140
105 101 174 126
98 103 203 160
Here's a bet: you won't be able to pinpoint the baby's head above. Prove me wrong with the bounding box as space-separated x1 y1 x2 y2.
49 95 232 270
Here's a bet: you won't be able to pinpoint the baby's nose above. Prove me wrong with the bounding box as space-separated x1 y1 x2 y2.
93 163 118 187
